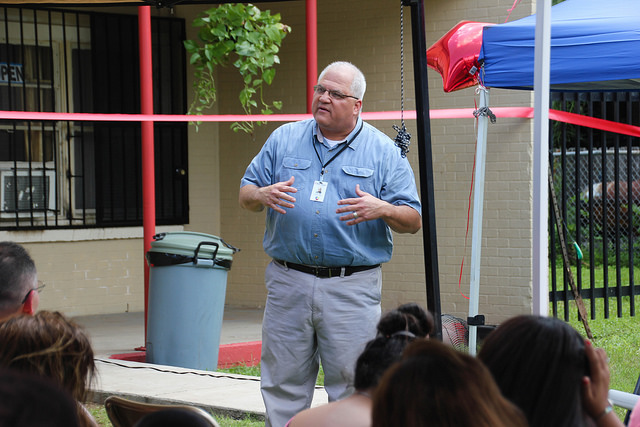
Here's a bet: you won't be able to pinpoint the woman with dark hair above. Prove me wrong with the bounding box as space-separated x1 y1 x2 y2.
286 303 433 427
372 339 528 427
0 368 81 427
0 311 98 427
477 315 623 427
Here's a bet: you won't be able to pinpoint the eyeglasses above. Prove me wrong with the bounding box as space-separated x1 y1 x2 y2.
313 84 359 101
21 281 45 304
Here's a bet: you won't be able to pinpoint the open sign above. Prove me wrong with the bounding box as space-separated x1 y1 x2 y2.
0 63 24 84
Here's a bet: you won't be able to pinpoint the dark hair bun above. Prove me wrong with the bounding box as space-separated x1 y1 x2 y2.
377 303 433 339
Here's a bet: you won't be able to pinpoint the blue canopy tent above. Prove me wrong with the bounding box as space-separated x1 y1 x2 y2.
479 0 640 91
461 0 640 354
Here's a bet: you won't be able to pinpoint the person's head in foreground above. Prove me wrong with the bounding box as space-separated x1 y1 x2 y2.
372 339 527 427
356 302 434 392
0 368 80 427
0 241 40 321
0 310 97 426
478 314 619 427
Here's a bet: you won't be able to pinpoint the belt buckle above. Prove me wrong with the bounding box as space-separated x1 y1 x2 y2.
315 266 330 278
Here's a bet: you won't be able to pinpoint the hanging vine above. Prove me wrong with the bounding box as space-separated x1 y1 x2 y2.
184 3 291 135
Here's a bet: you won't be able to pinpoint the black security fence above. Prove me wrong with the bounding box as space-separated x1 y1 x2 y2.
0 7 188 229
550 91 640 320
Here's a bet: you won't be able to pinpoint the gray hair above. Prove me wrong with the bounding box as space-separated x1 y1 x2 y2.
318 61 367 100
0 242 37 315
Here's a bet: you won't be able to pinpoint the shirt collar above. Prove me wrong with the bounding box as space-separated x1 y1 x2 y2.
313 117 364 150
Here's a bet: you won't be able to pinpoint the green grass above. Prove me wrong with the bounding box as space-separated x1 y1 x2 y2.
218 363 325 386
216 414 265 427
551 264 640 389
217 363 261 377
555 296 640 420
552 263 640 291
558 297 640 391
551 262 640 420
87 403 112 426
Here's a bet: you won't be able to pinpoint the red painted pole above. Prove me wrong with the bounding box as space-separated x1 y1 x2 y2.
138 5 155 345
306 0 317 113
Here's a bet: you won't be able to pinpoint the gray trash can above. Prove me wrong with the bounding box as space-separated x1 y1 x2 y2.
145 231 239 371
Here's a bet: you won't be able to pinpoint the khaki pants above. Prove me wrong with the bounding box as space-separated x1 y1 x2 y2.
260 260 382 427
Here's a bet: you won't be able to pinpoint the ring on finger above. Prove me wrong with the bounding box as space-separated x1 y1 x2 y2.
353 212 358 219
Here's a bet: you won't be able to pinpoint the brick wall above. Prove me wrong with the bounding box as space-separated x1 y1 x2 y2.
19 236 145 316
3 0 538 323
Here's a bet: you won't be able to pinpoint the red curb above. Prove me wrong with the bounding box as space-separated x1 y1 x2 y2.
110 352 146 363
109 341 262 369
217 341 261 369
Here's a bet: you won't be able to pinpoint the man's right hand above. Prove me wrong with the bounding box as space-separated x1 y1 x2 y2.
239 176 297 214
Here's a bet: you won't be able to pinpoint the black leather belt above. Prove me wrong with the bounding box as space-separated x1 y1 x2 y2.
274 259 379 278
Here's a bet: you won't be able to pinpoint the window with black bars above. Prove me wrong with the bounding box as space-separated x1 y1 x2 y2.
0 6 188 229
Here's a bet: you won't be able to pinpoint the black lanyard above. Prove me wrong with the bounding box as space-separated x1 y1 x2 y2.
313 122 364 178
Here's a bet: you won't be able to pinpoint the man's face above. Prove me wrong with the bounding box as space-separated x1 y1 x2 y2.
312 68 361 139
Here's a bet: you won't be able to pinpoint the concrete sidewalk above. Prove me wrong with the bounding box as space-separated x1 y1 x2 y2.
76 308 329 421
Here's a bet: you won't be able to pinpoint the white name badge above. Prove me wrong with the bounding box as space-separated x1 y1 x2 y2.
310 181 328 202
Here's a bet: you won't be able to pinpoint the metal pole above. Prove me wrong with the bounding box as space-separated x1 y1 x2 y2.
306 0 318 113
468 87 490 355
533 0 551 315
138 6 156 342
403 0 442 340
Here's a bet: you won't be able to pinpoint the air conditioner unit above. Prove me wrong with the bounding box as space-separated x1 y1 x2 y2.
1 170 56 216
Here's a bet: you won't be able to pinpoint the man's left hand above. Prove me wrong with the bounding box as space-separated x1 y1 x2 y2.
336 184 388 225
336 184 421 233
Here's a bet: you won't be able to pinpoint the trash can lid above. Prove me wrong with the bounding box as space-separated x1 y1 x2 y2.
148 232 238 260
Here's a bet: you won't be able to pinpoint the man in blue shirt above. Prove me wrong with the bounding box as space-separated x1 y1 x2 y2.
240 61 421 427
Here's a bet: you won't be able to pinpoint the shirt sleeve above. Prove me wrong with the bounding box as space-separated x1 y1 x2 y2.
240 129 280 189
380 145 422 215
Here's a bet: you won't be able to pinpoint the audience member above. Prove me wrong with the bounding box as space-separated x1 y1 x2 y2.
478 315 623 427
0 368 81 427
0 241 40 321
371 339 528 427
0 310 98 427
287 303 433 427
629 396 640 427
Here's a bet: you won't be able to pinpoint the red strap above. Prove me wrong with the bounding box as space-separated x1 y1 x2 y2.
1 107 638 137
505 0 523 23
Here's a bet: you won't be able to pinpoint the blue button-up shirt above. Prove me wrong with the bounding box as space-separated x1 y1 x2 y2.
241 118 421 267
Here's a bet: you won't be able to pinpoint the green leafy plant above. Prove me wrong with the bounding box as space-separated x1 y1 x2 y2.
184 3 291 134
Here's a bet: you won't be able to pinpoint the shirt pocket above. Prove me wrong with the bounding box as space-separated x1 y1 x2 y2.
339 165 375 198
280 157 312 191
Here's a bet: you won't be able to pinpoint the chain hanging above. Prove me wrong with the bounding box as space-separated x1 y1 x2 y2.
393 1 411 158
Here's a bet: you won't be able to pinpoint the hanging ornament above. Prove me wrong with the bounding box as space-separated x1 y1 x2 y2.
393 124 411 158
395 1 411 158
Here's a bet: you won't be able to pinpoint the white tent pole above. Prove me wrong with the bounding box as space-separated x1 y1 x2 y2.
468 86 490 355
532 0 552 315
